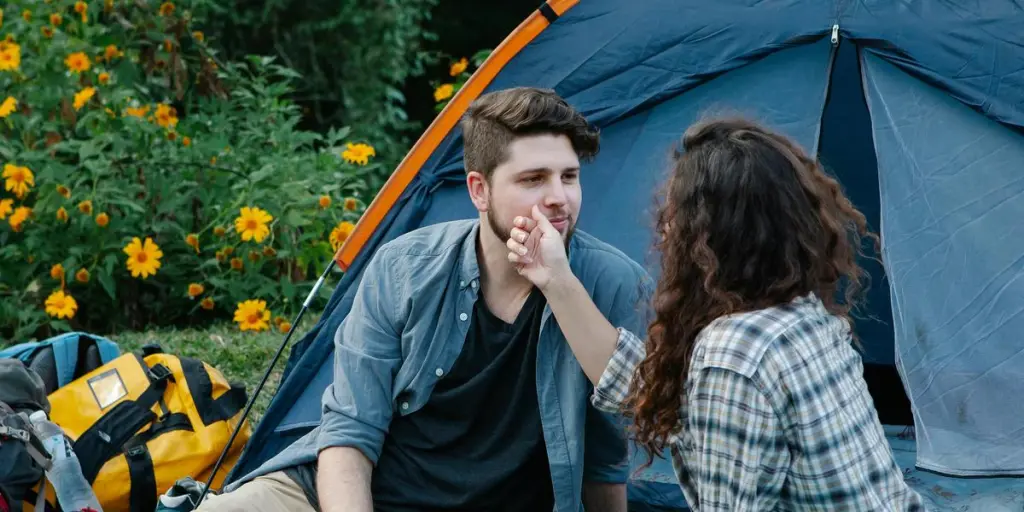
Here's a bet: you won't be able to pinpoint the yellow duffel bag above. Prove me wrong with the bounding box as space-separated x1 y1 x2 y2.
27 346 251 512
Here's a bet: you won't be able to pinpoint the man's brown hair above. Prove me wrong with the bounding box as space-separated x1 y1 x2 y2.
460 87 599 180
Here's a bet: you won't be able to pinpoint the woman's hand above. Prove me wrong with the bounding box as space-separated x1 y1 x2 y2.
506 205 571 291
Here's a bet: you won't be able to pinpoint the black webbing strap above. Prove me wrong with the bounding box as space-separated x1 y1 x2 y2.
179 358 247 426
123 438 157 512
539 2 559 23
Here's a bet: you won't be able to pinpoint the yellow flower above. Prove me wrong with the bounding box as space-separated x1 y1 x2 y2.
3 164 34 199
278 321 292 333
154 103 178 128
65 52 90 73
45 290 78 319
124 105 149 118
182 136 191 147
159 2 175 16
234 299 271 332
50 13 63 25
192 31 204 42
98 72 110 85
213 225 226 237
262 245 277 258
341 143 375 166
9 206 30 231
449 57 468 76
0 199 12 220
344 197 358 211
74 1 87 15
0 42 20 72
434 83 454 102
166 131 177 142
22 10 31 22
73 87 95 111
50 263 64 280
95 212 109 227
103 44 122 61
230 257 243 270
200 297 215 310
75 268 89 283
329 221 356 251
41 26 54 38
234 206 273 243
0 96 15 118
123 237 163 279
318 195 331 209
187 283 204 298
56 207 68 223
56 184 71 198
185 233 199 253
77 199 92 215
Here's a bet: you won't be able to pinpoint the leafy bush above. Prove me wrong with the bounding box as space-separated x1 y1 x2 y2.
197 0 441 192
0 0 383 341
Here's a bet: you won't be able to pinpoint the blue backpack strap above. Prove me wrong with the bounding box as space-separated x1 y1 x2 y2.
0 341 42 362
56 332 122 386
45 332 81 389
90 334 122 364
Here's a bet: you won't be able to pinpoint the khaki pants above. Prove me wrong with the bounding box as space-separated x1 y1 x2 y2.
195 471 315 512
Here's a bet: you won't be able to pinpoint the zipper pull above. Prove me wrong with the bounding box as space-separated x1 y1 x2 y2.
831 23 840 45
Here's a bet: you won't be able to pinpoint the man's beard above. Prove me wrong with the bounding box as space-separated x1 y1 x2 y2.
486 208 574 250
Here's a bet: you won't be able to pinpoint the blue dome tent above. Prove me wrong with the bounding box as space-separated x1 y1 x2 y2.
227 1 1024 509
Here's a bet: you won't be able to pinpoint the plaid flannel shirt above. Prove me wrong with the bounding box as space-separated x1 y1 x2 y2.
593 293 928 511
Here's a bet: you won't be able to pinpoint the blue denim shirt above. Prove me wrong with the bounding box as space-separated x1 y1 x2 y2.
228 219 652 511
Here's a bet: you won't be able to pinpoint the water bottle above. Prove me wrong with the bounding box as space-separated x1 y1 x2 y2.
28 410 104 512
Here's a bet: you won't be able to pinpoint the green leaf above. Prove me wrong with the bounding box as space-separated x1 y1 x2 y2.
98 271 117 301
284 209 311 228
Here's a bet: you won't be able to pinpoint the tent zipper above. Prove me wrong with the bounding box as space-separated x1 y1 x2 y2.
831 23 840 45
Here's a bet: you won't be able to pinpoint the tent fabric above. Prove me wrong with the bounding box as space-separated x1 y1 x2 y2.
228 0 1024 492
863 53 1024 477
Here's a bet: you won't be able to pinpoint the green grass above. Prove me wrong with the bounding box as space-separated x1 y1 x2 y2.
109 315 320 428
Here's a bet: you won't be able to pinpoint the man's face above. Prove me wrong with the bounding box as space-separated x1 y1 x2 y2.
477 134 582 246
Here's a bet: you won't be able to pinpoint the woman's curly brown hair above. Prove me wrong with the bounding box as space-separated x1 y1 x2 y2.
625 117 880 464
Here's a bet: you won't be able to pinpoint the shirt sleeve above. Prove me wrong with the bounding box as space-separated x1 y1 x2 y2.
316 247 403 465
591 327 647 413
687 366 788 511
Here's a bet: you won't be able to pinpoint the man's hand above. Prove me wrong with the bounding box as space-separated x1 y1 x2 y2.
507 205 571 290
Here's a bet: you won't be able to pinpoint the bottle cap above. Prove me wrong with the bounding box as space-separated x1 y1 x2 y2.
29 410 47 423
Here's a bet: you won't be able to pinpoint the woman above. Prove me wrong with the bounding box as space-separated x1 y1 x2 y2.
506 118 927 510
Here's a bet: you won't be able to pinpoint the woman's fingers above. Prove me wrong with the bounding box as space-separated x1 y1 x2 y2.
506 236 528 255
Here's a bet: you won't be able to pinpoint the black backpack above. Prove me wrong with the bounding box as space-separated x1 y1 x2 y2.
0 360 53 512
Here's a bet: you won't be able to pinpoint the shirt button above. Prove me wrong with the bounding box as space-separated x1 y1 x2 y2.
471 281 477 289
460 280 465 287
459 312 468 321
401 402 409 410
435 368 443 377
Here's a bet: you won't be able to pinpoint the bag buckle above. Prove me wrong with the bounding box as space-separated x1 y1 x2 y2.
148 364 173 383
126 444 146 458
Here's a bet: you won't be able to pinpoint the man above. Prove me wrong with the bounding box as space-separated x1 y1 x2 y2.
506 118 927 510
197 87 651 512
